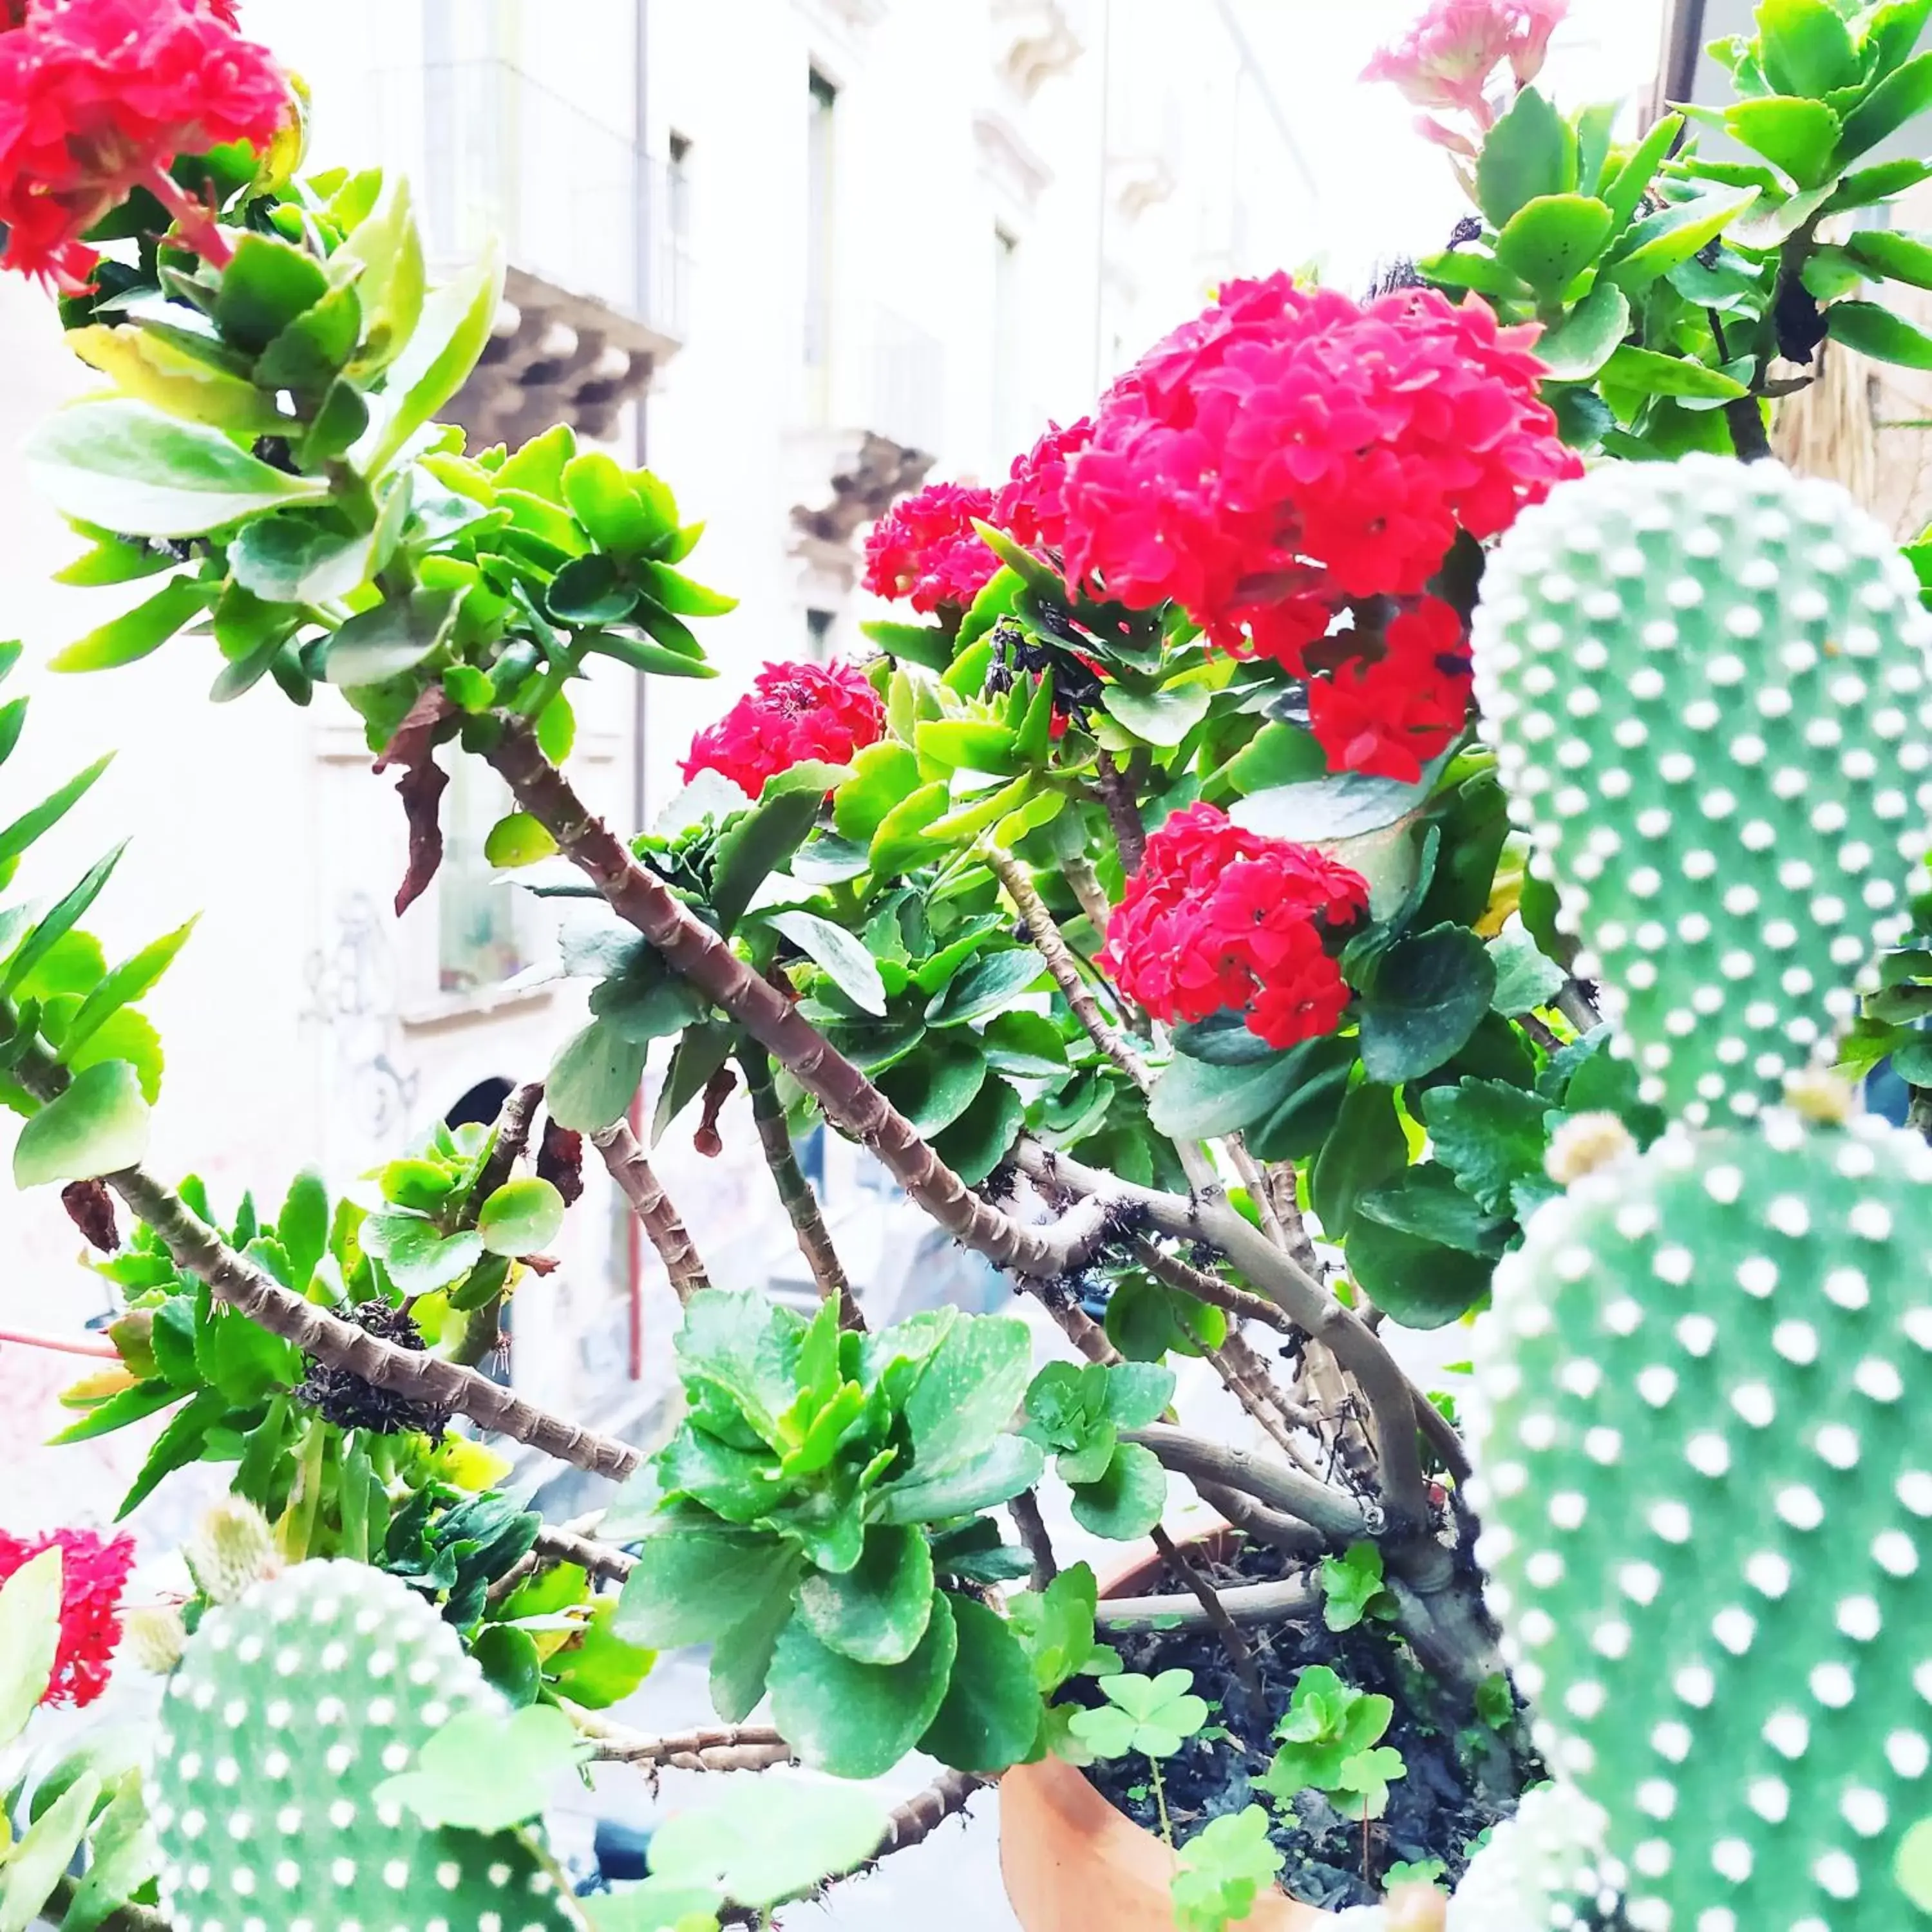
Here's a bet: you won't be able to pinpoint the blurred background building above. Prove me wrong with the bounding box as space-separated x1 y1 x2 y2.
0 0 1670 1531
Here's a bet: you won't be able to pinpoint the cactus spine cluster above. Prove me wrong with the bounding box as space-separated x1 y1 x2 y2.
1472 453 1932 1125
1464 457 1932 1932
150 1558 586 1932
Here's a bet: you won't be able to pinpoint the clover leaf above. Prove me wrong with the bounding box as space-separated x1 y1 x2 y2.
1066 1668 1209 1761
1334 1745 1407 1821
1170 1806 1285 1932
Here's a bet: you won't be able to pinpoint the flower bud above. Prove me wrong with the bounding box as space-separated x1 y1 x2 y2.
183 1498 276 1605
123 1603 188 1675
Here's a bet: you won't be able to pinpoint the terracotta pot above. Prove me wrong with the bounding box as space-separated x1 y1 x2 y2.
998 1537 1333 1931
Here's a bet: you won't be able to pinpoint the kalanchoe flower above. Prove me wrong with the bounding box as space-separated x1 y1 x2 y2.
1308 596 1473 783
863 480 1000 616
1363 0 1567 129
1099 802 1368 1051
994 416 1093 556
0 1525 137 1708
0 0 287 290
1060 274 1576 671
681 658 884 799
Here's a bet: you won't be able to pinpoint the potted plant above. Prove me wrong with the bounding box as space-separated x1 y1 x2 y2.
5 1 1932 1928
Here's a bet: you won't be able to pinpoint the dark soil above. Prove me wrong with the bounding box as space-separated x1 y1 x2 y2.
1067 1538 1538 1912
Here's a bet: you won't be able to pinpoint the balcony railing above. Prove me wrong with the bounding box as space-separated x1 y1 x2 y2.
373 58 687 341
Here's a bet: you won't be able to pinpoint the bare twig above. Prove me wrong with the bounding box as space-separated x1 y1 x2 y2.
741 1045 864 1329
1009 1489 1057 1590
1189 1482 1325 1558
490 719 1130 1282
570 1709 793 1773
1061 854 1113 939
594 1119 711 1303
1124 1425 1370 1541
487 1510 632 1604
1016 1139 1454 1530
1222 1134 1285 1247
871 1769 985 1858
987 846 1151 1095
1131 1236 1291 1337
1095 748 1146 874
17 1045 644 1484
1095 1574 1319 1631
1151 1523 1263 1694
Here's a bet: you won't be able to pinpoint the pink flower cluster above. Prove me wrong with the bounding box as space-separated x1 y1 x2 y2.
0 1525 136 1709
1099 804 1369 1052
0 0 287 290
1061 273 1575 670
1364 0 1567 149
681 658 884 800
862 482 1000 617
1308 597 1475 785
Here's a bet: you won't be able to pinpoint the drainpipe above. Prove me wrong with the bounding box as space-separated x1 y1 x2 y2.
626 0 651 1384
1653 0 1708 127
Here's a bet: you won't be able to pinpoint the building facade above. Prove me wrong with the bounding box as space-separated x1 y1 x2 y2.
0 0 1318 1527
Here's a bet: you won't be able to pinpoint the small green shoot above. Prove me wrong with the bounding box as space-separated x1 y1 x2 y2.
1170 1806 1285 1932
1257 1665 1406 1821
1317 1541 1398 1633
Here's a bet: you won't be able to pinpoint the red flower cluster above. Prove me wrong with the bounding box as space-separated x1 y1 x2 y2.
0 1525 136 1709
1364 0 1566 140
0 0 285 290
1100 803 1368 1051
863 482 1000 617
1060 274 1576 671
994 417 1092 556
681 658 884 799
1309 597 1473 784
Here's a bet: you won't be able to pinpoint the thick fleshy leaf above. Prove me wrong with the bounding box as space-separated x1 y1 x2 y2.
901 1312 1034 1477
49 576 212 674
14 1062 150 1188
0 1548 61 1748
615 1516 800 1649
926 947 1046 1025
1068 1441 1168 1540
1493 194 1613 298
26 399 325 536
872 1435 1045 1524
360 1214 483 1294
477 1177 566 1256
795 1524 934 1665
766 1588 958 1778
1354 923 1497 1084
766 909 885 1016
547 1018 647 1132
1148 1048 1301 1140
1475 85 1575 228
646 1777 889 1911
918 1594 1042 1774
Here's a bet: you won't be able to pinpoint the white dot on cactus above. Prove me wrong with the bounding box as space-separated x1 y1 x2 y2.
309 1596 339 1626
185 1865 209 1894
1731 1381 1776 1429
1563 1678 1605 1722
1556 785 1592 818
1717 1036 1748 1065
1806 716 1846 750
1759 685 1798 722
328 1800 355 1831
232 1868 256 1897
1621 1561 1663 1605
1712 1608 1755 1654
182 1810 207 1841
1615 716 1651 751
1773 1321 1821 1365
1709 1838 1752 1884
319 1642 346 1672
225 1805 249 1837
1686 701 1722 733
1634 1838 1673 1880
1674 1664 1716 1708
420 1700 451 1728
178 1752 203 1782
1651 1501 1693 1543
1745 1552 1792 1598
1734 1256 1777 1298
1837 1595 1883 1643
330 1859 355 1888
1627 1900 1671 1932
1900 1473 1932 1517
1653 1247 1696 1289
1687 1433 1732 1478
1743 1774 1792 1825
1906 1309 1932 1354
1606 1298 1645 1336
1586 1426 1624 1464
192 1682 216 1712
1779 1484 1826 1530
1765 1707 1811 1758
1651 1720 1693 1764
1674 1314 1718 1358
316 1696 344 1727
1815 1424 1863 1472
1492 1461 1528 1497
1875 1531 1920 1577
325 1745 352 1776
1830 935 1868 971
1639 1367 1680 1409
1770 766 1809 804
1593 1619 1633 1658
1853 1356 1904 1403
1705 1164 1745 1204
1667 577 1705 610
1814 799 1850 833
1815 1851 1861 1900
1811 1663 1857 1709
1631 962 1662 992
273 1649 301 1679
1890 1730 1931 1778
1540 571 1578 603
1811 893 1846 925
1720 884 1757 917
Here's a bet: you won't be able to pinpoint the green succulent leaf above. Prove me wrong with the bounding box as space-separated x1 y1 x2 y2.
918 1593 1043 1774
375 1703 591 1833
477 1177 567 1256
645 1777 889 1911
14 1061 150 1188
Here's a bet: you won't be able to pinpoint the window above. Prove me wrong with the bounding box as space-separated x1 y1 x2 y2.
438 761 535 997
668 129 694 248
805 69 837 401
806 608 837 659
992 225 1020 463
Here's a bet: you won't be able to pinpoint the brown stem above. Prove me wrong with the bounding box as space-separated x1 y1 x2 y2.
486 722 1115 1280
1095 748 1146 874
1151 1522 1263 1696
1009 1489 1058 1590
593 1120 711 1303
1061 854 1113 940
571 1710 793 1772
1206 1341 1315 1469
872 1768 985 1859
1132 1235 1293 1337
1095 1574 1318 1631
488 1512 634 1604
1224 1134 1286 1247
1125 1425 1369 1541
1018 1139 1456 1527
450 1078 545 1368
1191 1481 1325 1558
16 1043 644 1484
741 1045 864 1330
987 846 1151 1095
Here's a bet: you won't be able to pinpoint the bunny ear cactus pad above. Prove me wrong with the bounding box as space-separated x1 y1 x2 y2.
1472 453 1932 1125
151 1558 587 1932
1468 1112 1932 1932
